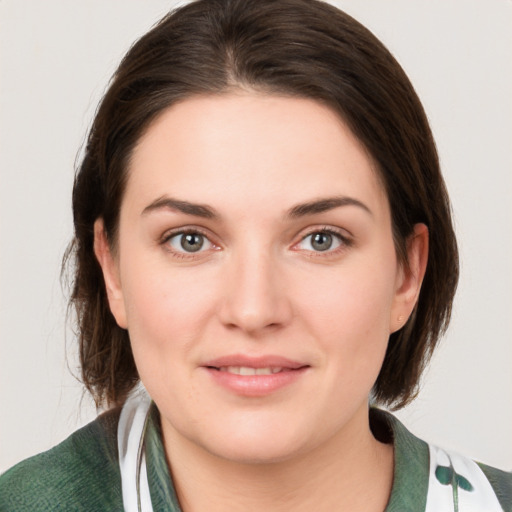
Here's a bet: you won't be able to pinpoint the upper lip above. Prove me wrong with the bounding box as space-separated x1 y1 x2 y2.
202 354 308 370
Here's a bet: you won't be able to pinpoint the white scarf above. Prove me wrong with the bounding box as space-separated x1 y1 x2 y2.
118 384 154 512
424 444 503 511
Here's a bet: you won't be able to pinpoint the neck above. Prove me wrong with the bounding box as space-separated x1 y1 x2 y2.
161 406 394 512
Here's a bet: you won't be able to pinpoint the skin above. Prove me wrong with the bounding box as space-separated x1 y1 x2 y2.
95 93 428 511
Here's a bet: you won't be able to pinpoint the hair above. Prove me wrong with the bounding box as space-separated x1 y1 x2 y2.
67 0 458 410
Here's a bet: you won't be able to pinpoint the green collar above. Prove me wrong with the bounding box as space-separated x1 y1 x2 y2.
374 409 430 511
145 405 181 511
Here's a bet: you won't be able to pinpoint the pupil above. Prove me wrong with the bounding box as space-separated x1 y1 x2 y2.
181 233 203 252
312 232 332 251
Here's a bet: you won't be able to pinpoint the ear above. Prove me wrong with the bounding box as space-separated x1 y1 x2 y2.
390 223 429 333
93 219 128 329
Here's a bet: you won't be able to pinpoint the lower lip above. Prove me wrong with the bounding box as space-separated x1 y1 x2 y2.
203 367 309 396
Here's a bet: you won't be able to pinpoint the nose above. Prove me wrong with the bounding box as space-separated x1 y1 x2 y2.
217 246 293 335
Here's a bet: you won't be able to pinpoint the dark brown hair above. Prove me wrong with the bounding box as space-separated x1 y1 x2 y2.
68 0 458 409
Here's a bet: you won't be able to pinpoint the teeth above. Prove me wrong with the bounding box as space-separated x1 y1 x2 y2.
255 368 272 375
218 366 283 375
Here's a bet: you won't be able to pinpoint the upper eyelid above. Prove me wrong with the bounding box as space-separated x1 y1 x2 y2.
160 226 214 243
301 231 347 244
296 225 352 241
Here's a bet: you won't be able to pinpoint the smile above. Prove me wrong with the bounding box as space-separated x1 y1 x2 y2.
202 356 309 396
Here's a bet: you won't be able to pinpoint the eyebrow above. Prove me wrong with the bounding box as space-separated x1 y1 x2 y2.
141 195 372 220
142 196 218 219
286 196 372 218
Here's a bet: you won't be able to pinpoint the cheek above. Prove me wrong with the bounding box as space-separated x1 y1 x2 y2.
302 264 395 330
294 260 397 369
119 260 217 371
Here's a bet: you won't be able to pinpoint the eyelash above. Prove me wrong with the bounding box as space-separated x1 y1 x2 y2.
293 227 353 257
160 226 353 259
160 228 217 259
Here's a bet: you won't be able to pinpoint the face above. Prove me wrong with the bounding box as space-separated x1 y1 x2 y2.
96 93 426 464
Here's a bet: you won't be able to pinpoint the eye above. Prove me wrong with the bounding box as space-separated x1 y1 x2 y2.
296 230 348 253
166 231 213 253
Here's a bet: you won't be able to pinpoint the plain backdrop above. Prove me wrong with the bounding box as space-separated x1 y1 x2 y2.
1 0 511 473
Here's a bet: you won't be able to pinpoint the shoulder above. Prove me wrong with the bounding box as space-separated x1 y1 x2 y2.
372 409 512 512
0 408 124 511
477 462 512 512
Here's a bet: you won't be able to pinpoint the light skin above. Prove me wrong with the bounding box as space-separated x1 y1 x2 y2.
95 92 428 511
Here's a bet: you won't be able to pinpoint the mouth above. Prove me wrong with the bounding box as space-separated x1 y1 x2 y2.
209 366 295 375
202 356 310 396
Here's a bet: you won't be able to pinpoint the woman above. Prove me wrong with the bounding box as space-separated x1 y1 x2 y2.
0 0 510 510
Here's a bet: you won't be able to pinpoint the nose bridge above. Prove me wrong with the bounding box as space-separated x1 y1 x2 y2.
219 240 291 333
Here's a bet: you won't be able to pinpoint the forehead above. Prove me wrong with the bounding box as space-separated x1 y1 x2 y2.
124 93 389 220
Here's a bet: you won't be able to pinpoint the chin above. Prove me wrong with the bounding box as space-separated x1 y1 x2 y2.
183 410 313 465
203 432 306 465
